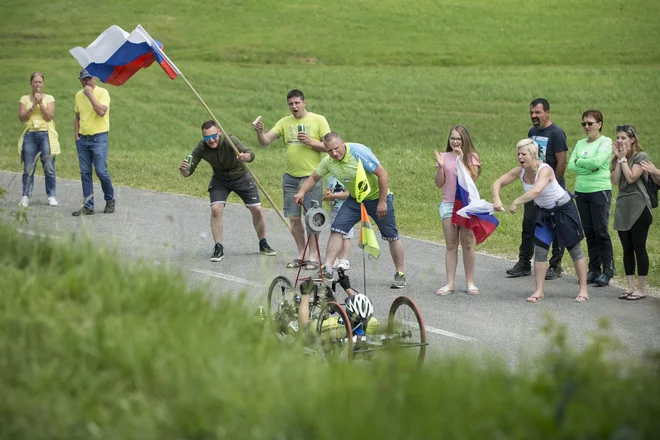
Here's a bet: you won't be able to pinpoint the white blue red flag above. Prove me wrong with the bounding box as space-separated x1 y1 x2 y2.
452 157 499 244
69 24 180 86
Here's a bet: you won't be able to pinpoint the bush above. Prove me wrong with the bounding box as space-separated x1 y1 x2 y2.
1 223 658 439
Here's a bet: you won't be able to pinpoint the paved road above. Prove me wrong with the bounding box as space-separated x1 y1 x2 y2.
2 171 659 366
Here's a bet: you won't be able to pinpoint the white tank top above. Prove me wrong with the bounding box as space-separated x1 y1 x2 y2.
520 163 568 209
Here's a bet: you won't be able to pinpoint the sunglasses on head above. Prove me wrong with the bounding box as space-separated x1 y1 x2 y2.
616 125 632 132
203 133 219 142
581 121 598 127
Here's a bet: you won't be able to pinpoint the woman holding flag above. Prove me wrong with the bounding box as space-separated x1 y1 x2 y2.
492 139 589 303
434 125 482 296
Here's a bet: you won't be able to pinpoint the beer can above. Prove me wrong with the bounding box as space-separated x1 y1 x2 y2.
297 124 305 132
186 154 193 171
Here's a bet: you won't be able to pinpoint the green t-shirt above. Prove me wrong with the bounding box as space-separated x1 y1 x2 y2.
567 136 613 193
272 112 330 177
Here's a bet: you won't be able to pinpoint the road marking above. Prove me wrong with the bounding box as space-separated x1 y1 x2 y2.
17 228 62 240
417 323 477 341
191 269 264 288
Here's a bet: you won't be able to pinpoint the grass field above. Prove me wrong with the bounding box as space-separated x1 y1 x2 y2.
1 223 659 438
1 0 659 286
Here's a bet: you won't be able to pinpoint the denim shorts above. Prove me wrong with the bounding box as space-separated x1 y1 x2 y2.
330 203 354 239
282 173 323 217
332 194 399 241
439 201 454 220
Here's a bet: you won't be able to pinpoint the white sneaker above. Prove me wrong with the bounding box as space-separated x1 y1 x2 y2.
48 197 59 206
19 196 29 208
337 259 350 270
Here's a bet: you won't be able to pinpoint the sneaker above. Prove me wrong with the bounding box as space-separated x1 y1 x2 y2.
72 207 94 216
321 265 333 280
47 197 58 206
18 196 29 208
391 272 406 289
210 243 224 262
586 271 601 284
259 239 276 256
594 273 611 287
545 266 562 281
506 261 531 277
104 200 115 214
336 259 350 270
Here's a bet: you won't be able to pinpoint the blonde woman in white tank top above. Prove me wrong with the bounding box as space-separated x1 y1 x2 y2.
492 139 589 303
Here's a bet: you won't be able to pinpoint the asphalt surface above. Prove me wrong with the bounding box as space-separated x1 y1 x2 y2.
2 170 659 366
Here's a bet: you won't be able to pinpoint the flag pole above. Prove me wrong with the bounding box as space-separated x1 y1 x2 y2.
143 27 290 232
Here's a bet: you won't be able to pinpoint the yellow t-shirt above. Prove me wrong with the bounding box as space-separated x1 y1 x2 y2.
19 94 55 132
75 86 111 135
272 112 330 177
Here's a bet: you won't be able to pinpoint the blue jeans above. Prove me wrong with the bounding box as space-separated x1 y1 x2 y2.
76 132 114 210
22 131 56 197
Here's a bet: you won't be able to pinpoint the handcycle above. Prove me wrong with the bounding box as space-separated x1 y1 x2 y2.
267 273 428 364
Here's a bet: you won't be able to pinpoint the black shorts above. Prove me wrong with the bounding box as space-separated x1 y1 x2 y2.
208 173 261 206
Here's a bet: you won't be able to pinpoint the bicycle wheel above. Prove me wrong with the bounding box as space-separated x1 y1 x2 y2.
387 296 427 364
267 276 296 333
316 301 354 361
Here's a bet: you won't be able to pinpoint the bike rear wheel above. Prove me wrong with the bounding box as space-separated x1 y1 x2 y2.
387 296 427 364
267 276 296 333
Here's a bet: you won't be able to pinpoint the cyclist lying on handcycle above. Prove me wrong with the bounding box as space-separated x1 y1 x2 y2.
298 269 379 336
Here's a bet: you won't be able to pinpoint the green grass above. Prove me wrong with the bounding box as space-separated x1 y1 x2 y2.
1 222 659 439
1 0 659 285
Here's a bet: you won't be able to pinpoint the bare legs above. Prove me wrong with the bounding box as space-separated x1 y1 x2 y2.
438 218 475 293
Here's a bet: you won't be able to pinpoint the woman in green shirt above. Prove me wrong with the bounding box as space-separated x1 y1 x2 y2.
567 110 615 286
610 125 652 300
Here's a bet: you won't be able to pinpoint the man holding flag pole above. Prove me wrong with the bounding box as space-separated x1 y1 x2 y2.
293 132 406 289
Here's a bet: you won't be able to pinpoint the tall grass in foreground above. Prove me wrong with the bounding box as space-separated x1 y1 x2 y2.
1 222 659 439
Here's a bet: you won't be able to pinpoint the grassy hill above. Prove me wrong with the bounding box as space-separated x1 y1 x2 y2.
1 0 659 284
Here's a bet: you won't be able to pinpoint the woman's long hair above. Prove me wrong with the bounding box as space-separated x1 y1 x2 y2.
445 125 480 180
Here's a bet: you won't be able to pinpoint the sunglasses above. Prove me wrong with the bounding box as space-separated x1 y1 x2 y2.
616 125 632 132
203 133 219 142
581 121 598 127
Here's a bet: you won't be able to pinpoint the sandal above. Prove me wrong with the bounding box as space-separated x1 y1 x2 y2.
626 293 646 301
304 261 320 271
467 284 479 295
436 285 454 296
618 292 633 300
286 259 306 269
574 295 589 303
526 295 544 303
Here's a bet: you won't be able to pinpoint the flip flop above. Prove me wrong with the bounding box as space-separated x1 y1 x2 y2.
467 284 480 295
526 295 544 303
286 259 306 269
626 294 647 301
436 285 455 296
574 295 589 303
618 292 633 299
304 261 320 271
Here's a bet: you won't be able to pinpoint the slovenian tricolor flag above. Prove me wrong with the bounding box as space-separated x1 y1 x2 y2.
452 157 499 244
69 24 180 86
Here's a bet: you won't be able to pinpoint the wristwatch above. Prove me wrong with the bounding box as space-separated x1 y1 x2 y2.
618 158 628 164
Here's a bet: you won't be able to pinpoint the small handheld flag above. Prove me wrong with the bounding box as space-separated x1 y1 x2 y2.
359 203 380 259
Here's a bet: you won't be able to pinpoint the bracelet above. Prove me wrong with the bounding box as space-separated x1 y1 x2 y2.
618 158 628 164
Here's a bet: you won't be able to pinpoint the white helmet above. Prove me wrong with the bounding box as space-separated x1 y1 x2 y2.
345 293 373 322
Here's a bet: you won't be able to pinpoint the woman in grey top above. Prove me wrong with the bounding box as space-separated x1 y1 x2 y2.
610 125 652 301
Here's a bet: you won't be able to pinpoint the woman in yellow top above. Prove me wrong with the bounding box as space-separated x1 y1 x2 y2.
17 72 60 207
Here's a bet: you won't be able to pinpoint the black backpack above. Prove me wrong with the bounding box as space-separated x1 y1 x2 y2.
644 172 659 209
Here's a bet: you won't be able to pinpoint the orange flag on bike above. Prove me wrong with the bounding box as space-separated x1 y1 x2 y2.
359 203 380 259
